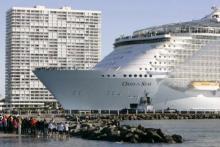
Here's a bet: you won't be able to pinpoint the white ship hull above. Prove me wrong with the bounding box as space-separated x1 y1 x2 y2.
34 70 158 110
34 70 220 111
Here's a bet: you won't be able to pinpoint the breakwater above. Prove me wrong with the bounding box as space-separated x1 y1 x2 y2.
69 118 182 143
66 111 220 121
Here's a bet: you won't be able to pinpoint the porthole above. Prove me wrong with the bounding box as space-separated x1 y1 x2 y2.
134 74 137 77
129 74 132 77
145 68 147 70
107 74 110 77
139 68 142 70
113 75 115 77
139 74 142 77
144 75 147 77
149 74 152 77
123 74 127 77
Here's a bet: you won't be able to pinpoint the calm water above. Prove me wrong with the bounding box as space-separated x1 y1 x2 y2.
1 119 220 147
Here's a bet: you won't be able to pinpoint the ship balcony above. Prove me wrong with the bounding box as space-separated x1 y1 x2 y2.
114 34 171 47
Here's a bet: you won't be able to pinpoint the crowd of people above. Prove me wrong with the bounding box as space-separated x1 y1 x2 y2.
0 115 69 136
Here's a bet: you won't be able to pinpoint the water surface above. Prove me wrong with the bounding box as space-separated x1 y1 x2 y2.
1 119 220 147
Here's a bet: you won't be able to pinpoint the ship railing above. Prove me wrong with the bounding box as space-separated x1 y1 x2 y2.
35 67 80 70
132 26 220 41
115 33 171 43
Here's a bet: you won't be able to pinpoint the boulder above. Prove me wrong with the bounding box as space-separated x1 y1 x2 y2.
69 121 183 144
172 134 183 143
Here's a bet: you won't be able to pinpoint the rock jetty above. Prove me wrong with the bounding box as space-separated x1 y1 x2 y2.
69 119 183 143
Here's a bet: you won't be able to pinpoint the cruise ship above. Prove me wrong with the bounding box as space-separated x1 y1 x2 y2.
34 7 220 111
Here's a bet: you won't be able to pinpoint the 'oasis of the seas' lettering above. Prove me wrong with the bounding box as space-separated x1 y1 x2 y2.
122 81 151 87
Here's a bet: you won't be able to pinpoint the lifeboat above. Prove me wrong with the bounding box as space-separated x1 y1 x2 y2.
191 81 220 91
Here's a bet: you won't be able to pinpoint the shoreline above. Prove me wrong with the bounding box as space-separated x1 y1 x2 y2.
0 133 27 138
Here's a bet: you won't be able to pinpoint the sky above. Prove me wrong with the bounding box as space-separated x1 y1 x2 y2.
0 0 219 96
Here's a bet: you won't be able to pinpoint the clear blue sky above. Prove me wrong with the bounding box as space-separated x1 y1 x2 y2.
0 0 219 96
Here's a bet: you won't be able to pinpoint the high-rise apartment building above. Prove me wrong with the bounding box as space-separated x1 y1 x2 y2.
5 6 101 109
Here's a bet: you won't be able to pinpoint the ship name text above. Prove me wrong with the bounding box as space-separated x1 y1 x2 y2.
122 81 151 87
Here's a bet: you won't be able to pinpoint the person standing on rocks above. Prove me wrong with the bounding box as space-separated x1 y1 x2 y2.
2 116 7 133
18 117 22 135
64 122 69 135
12 117 18 134
43 119 48 136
